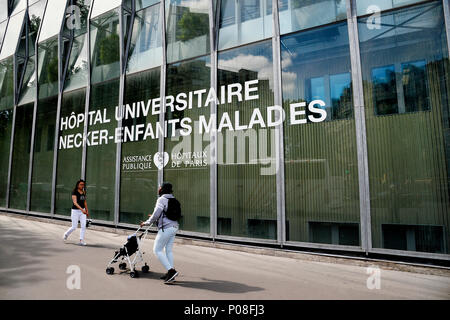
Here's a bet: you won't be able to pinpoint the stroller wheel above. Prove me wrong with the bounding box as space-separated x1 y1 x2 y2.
119 263 127 270
106 267 114 275
142 264 150 273
130 271 138 278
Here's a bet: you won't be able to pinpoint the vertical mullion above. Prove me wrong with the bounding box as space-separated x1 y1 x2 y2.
25 8 35 212
114 4 134 226
115 5 123 225
27 94 37 212
209 0 218 239
51 35 62 215
6 77 16 208
272 0 285 246
7 23 20 208
346 0 372 254
27 76 37 212
444 0 450 56
158 0 167 187
82 1 94 181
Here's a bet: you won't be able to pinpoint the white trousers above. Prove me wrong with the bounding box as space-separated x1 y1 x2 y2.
153 226 178 270
64 209 87 241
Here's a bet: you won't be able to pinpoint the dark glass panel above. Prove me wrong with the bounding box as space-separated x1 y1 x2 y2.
119 68 160 224
9 103 33 210
358 2 450 253
55 88 85 215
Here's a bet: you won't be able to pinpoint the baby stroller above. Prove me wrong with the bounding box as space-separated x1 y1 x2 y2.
106 225 151 278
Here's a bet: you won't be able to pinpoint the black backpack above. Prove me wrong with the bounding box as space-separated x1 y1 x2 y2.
164 198 181 221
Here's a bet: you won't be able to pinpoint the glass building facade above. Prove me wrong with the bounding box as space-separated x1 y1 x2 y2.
0 0 449 261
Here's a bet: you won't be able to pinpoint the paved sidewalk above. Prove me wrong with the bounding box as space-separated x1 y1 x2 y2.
0 214 449 300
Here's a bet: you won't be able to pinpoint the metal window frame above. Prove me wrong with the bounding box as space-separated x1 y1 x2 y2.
209 0 218 240
5 55 16 207
158 0 166 188
26 4 38 213
82 0 94 181
444 0 450 56
272 0 285 246
345 0 371 255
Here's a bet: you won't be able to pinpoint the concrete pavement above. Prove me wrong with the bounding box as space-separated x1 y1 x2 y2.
0 213 449 300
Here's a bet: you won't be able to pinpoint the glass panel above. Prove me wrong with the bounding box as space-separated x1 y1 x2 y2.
0 21 7 49
85 79 119 221
38 0 67 43
0 57 14 110
402 60 430 113
357 0 427 16
119 67 160 224
0 58 14 207
28 0 47 52
64 34 88 92
219 0 272 50
37 36 58 99
90 9 120 84
358 2 450 254
164 56 211 233
18 55 36 105
0 0 8 22
64 0 91 37
126 3 162 74
9 103 34 210
371 65 398 115
165 0 210 63
10 0 26 16
30 94 57 212
217 41 277 239
135 0 160 11
16 21 26 58
18 0 46 101
0 10 25 60
0 106 13 207
279 0 346 35
55 88 85 215
90 0 122 19
281 22 360 244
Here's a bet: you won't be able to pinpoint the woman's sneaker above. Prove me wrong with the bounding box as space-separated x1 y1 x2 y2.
164 268 178 283
79 241 87 246
63 234 68 242
160 272 169 280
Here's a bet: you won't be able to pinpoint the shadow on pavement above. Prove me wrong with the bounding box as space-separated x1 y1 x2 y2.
0 223 66 288
65 243 120 250
113 271 265 294
168 278 265 294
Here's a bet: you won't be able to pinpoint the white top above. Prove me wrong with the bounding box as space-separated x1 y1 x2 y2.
144 194 179 230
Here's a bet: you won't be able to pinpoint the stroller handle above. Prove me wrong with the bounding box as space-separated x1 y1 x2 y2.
136 222 154 233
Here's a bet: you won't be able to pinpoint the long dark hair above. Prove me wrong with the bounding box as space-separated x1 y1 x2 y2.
73 179 86 195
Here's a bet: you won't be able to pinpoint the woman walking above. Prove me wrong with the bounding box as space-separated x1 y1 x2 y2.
63 179 89 246
140 182 180 284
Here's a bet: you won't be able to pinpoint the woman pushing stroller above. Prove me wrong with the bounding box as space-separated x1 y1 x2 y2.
140 182 181 284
